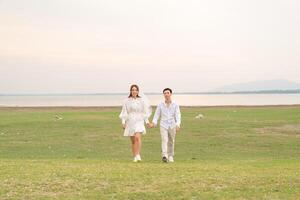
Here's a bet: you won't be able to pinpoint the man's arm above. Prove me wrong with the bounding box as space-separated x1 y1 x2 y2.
152 104 161 127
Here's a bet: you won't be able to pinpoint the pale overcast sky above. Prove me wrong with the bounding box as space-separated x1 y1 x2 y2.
0 0 299 93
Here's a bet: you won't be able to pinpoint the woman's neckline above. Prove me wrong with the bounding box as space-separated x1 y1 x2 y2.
130 97 140 100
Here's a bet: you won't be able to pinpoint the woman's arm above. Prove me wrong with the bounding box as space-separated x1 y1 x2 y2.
175 104 181 128
143 99 151 124
119 100 128 125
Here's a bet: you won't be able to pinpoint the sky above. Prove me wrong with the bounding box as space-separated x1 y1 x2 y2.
0 0 300 94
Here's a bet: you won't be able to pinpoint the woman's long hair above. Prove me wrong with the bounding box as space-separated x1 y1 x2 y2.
128 84 141 98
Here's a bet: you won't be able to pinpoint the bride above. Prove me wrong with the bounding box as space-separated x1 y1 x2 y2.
119 84 152 162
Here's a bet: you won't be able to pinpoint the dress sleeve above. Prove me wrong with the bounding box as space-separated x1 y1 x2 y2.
119 99 128 124
175 104 181 127
142 98 152 124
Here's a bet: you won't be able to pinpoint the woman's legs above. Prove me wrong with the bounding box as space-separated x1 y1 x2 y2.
136 133 142 155
130 136 136 156
130 132 142 157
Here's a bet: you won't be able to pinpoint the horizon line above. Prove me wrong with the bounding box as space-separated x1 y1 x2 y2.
1 89 300 96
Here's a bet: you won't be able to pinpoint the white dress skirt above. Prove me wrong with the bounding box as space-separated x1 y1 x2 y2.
119 97 151 137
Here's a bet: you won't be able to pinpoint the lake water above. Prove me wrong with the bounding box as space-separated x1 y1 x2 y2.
0 94 299 107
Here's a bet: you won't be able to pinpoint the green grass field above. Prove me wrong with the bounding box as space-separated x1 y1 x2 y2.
0 106 299 199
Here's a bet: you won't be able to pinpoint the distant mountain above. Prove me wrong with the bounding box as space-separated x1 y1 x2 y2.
210 79 300 93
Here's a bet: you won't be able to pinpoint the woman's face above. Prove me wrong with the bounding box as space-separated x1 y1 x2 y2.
131 87 139 97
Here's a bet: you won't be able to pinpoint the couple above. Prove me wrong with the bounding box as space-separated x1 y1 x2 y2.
119 84 181 163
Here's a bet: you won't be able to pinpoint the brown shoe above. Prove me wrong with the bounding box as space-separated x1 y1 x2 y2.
162 156 168 163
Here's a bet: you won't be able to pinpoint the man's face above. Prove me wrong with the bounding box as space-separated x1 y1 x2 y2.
163 90 172 100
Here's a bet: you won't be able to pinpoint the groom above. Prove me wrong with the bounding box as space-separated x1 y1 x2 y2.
150 88 181 163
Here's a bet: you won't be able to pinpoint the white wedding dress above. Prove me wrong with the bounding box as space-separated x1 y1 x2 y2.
119 97 151 136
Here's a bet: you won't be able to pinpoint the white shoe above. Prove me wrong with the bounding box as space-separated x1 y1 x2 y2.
136 154 142 162
133 156 138 162
168 156 174 162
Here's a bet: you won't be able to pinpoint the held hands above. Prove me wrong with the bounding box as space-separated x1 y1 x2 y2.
123 123 154 129
146 122 154 129
124 122 179 131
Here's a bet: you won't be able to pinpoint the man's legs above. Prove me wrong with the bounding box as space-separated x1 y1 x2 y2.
160 126 169 158
167 127 176 159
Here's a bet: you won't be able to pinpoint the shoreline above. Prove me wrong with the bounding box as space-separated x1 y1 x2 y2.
0 104 300 111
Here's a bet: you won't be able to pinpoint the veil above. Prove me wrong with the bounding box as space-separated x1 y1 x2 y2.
139 91 152 119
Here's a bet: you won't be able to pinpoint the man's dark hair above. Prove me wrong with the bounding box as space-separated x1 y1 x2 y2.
163 88 173 93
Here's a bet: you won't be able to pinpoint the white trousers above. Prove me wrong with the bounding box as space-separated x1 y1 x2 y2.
160 126 176 157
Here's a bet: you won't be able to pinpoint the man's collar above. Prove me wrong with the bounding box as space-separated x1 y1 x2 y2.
164 100 173 106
